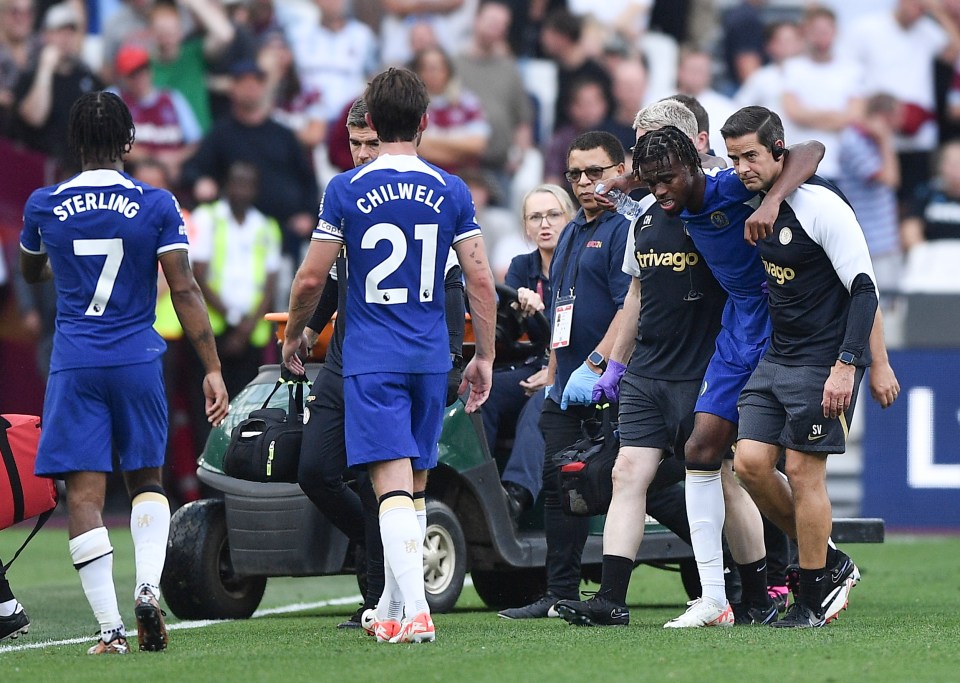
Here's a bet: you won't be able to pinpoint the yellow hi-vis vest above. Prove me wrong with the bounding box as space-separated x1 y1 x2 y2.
202 201 280 348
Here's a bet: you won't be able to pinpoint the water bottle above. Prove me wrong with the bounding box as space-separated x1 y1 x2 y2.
595 183 642 221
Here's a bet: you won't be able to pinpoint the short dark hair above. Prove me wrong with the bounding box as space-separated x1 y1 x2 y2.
409 46 454 80
633 125 701 177
720 105 785 152
803 5 836 24
764 19 797 46
568 130 625 166
68 91 135 164
346 97 368 128
664 94 710 134
364 67 429 143
543 8 582 42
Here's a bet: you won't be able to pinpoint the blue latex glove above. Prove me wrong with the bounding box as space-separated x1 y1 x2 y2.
592 359 627 404
561 362 601 410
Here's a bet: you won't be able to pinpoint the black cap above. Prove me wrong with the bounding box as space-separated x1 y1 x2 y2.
230 60 265 79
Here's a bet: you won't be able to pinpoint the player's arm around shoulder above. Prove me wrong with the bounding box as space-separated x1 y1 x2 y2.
747 140 826 245
454 235 496 413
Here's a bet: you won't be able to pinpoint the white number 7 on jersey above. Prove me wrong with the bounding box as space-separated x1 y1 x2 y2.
73 238 124 316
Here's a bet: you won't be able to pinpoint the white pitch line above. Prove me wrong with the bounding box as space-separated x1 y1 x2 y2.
0 593 364 654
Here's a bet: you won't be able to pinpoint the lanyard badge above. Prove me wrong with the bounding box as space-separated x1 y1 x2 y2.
551 294 576 349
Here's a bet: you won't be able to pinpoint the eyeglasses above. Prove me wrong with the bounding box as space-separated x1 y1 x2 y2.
525 210 566 225
564 164 618 183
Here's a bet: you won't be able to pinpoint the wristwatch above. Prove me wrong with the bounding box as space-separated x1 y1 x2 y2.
837 351 856 366
587 350 607 371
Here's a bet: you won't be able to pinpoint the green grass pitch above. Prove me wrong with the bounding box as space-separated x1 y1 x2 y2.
2 526 959 682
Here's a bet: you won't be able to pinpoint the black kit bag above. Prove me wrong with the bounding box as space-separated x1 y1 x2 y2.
557 404 619 517
223 372 309 483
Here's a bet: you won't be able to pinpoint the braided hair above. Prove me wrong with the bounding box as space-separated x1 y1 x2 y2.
68 91 135 165
632 125 701 179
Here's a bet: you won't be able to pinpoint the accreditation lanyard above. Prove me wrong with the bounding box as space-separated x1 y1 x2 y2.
551 220 598 350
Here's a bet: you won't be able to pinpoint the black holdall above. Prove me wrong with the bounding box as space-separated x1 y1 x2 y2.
557 403 619 517
223 371 310 483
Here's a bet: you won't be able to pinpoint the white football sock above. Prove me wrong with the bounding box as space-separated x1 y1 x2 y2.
380 496 429 616
376 552 404 623
70 527 124 637
414 494 427 541
130 492 170 600
686 470 726 605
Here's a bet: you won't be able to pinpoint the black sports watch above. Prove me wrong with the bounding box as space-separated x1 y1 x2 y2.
837 351 856 366
587 350 607 371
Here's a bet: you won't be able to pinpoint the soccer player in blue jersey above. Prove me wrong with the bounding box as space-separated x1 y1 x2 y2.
282 68 497 644
630 121 898 628
629 124 825 627
19 91 229 654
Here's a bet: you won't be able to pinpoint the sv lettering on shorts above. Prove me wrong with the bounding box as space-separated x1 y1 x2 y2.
807 423 827 441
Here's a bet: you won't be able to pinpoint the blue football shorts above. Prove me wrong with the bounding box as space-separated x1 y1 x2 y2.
694 328 769 424
35 359 167 477
343 372 446 471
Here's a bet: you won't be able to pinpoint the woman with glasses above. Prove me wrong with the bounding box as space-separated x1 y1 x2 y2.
482 184 576 522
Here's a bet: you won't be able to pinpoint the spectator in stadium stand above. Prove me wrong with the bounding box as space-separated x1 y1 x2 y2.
674 45 736 159
455 0 534 207
286 0 377 131
147 0 235 133
181 59 318 268
0 0 41 136
101 0 155 81
902 138 960 249
256 31 325 150
720 0 767 92
779 5 864 185
543 77 612 186
502 0 565 59
410 45 490 176
110 43 202 192
378 0 475 68
205 0 262 123
11 2 102 176
734 20 803 114
837 93 904 307
602 56 650 153
539 8 614 133
844 0 960 204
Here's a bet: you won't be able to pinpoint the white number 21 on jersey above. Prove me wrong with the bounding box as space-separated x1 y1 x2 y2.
362 223 438 305
74 238 124 316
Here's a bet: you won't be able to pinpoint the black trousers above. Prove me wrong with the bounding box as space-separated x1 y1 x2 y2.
298 367 384 607
540 399 694 598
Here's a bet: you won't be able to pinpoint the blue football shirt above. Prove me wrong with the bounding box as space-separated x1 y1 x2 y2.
680 167 772 344
20 169 188 372
313 154 481 376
